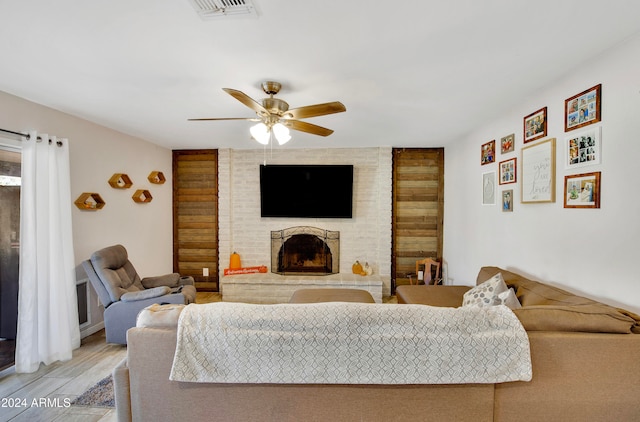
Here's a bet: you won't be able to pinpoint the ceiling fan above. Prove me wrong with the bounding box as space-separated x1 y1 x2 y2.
189 81 346 145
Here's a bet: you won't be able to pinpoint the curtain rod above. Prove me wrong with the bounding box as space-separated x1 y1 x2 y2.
0 127 63 146
0 128 30 138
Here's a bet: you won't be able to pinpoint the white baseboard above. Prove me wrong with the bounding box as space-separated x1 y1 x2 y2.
80 321 104 339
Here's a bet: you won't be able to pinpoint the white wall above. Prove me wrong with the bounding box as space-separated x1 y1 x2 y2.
0 90 173 335
444 34 640 313
5 29 638 331
218 147 394 295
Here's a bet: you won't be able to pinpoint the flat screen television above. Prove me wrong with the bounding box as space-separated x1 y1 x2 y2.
260 164 353 218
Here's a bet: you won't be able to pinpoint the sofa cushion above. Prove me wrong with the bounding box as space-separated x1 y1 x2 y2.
462 273 509 307
513 305 637 334
289 288 375 303
396 285 472 306
478 266 640 333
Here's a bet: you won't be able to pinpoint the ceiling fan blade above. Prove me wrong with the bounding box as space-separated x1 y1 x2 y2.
188 117 259 121
285 120 334 137
222 88 268 115
284 101 346 119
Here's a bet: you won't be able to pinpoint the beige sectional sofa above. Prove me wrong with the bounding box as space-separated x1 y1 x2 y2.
113 267 640 421
397 266 640 421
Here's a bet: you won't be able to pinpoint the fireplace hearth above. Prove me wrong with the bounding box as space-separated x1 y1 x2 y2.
271 226 339 275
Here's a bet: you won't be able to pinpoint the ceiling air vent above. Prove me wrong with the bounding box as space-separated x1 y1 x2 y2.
188 0 258 20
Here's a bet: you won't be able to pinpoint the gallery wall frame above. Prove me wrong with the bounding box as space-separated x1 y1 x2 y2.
564 126 601 169
481 140 495 165
565 84 601 132
524 107 547 143
482 171 496 205
502 189 514 212
564 171 601 209
521 138 556 203
501 133 515 154
499 157 517 185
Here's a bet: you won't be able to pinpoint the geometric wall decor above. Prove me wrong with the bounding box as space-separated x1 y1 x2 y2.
148 171 166 184
74 192 106 210
132 189 153 203
108 173 133 189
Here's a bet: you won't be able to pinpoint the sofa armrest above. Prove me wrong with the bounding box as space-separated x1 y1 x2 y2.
113 358 132 422
136 303 186 328
105 293 189 344
179 275 195 286
121 286 171 302
141 273 181 288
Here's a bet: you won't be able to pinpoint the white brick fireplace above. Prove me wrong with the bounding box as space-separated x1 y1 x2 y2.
218 147 393 302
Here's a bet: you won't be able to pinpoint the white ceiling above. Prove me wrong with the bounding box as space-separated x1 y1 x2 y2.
1 0 640 150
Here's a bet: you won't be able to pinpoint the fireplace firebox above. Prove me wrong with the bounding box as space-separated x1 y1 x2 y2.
271 227 339 275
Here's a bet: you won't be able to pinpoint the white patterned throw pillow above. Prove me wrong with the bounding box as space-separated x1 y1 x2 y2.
496 288 522 309
462 272 511 307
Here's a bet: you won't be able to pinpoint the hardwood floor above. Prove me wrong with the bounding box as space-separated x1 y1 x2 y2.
0 292 221 422
0 330 125 422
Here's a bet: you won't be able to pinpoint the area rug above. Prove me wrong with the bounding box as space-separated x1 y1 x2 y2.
71 374 114 408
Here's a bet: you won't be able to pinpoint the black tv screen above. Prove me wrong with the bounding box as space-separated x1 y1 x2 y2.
260 164 353 218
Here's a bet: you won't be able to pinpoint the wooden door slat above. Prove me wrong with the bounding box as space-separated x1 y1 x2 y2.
173 150 219 291
391 148 444 294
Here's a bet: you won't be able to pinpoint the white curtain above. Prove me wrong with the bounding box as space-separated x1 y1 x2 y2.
15 131 80 373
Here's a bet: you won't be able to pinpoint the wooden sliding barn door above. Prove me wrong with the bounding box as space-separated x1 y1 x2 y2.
391 148 444 293
173 150 219 291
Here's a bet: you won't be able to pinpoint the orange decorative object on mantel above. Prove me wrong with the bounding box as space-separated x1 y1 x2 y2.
224 266 268 276
229 252 241 269
352 260 363 274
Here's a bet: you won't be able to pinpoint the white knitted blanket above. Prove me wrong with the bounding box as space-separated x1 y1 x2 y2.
169 302 532 384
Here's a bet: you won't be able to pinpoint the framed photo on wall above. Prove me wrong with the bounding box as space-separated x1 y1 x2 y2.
502 190 514 212
565 84 601 132
521 138 556 203
565 126 601 169
564 172 601 208
481 140 495 165
523 107 547 143
482 171 496 205
499 158 517 185
501 133 515 154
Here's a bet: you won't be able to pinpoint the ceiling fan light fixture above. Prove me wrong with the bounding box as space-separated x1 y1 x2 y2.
189 80 346 145
273 123 291 145
250 122 269 145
